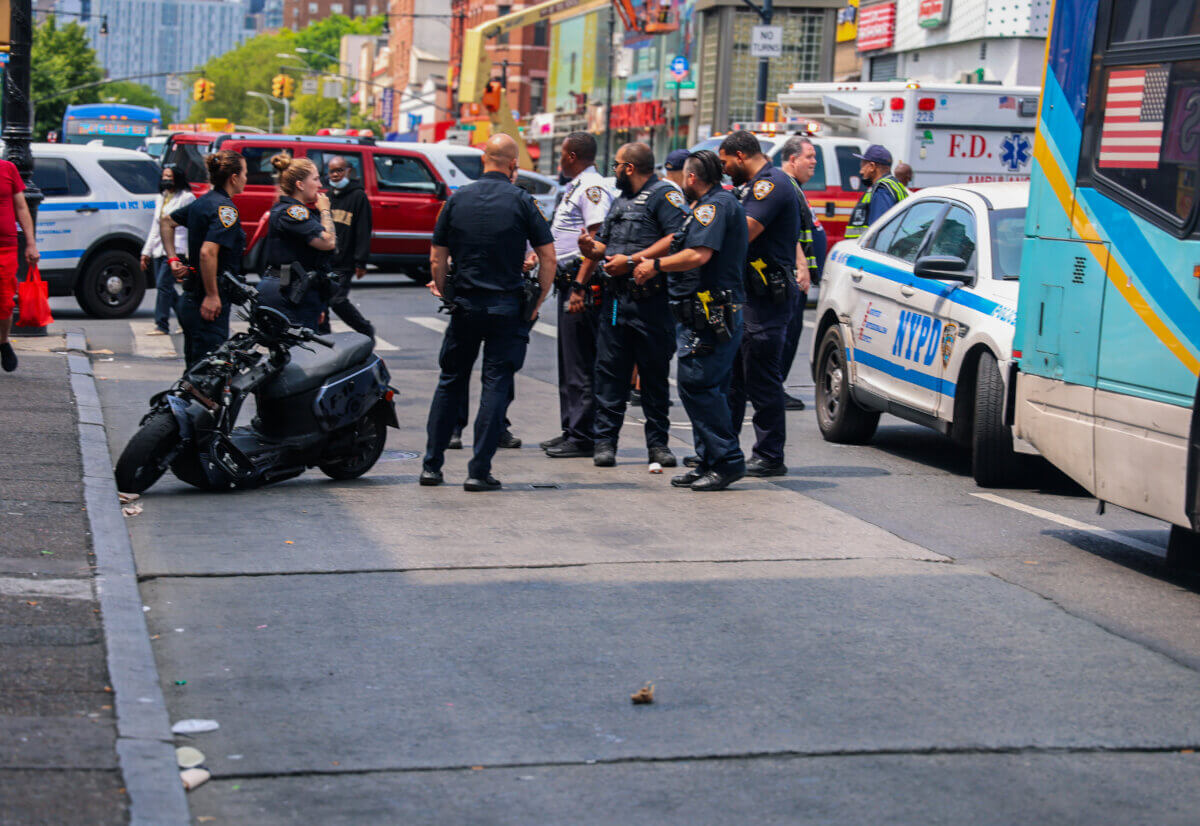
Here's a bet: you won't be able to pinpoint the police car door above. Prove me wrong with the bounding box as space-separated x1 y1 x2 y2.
847 198 947 415
31 154 94 274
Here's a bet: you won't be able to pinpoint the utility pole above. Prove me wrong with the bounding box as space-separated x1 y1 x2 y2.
4 0 44 336
741 0 774 122
603 8 615 172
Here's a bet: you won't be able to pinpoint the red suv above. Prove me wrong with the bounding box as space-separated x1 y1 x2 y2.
162 132 448 283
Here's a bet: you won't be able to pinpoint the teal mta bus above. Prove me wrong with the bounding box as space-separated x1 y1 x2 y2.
62 103 161 150
1012 0 1200 559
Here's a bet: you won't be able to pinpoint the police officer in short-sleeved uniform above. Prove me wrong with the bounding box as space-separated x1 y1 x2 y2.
718 131 800 477
165 163 246 367
258 195 331 331
420 135 556 492
582 142 689 468
541 132 612 458
632 150 747 491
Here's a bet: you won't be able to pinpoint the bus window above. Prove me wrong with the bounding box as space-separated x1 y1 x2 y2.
1108 0 1200 43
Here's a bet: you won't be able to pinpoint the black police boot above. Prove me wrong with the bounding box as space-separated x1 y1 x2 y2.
594 442 617 467
785 394 806 411
419 469 444 486
671 469 704 488
683 455 701 468
745 457 787 478
498 430 522 449
544 441 594 458
464 475 502 492
448 430 463 450
691 468 744 492
539 434 567 450
648 446 677 467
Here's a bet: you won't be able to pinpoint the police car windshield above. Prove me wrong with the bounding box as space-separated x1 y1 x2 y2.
448 154 484 180
989 208 1025 280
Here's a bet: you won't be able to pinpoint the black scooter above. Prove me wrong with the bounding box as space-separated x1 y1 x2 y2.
115 273 398 494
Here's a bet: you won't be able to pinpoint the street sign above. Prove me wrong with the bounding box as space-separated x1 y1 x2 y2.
751 25 783 57
322 78 342 99
301 76 318 96
165 75 181 96
665 81 696 90
669 55 689 81
381 87 394 129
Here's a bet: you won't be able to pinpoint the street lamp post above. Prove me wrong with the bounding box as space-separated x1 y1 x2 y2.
741 0 774 122
295 47 353 130
245 91 280 133
5 0 44 336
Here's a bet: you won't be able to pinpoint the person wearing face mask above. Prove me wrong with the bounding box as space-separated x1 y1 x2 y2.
321 155 374 338
257 154 337 331
140 165 195 335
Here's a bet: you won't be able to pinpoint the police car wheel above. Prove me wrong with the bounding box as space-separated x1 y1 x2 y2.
814 325 879 444
319 406 388 480
76 249 145 319
971 350 1022 487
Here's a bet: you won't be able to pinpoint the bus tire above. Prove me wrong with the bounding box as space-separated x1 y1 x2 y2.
972 350 1022 487
75 249 144 318
815 325 879 444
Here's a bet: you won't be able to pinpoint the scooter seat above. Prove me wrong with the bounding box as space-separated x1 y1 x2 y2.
258 332 376 400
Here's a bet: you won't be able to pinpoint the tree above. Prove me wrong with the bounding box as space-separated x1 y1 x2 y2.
100 82 176 123
285 92 383 136
31 19 103 139
188 30 297 130
293 14 385 69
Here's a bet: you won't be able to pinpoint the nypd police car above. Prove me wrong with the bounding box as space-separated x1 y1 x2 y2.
810 182 1028 486
31 144 161 317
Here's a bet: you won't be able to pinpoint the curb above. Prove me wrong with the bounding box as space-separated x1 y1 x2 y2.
67 328 191 826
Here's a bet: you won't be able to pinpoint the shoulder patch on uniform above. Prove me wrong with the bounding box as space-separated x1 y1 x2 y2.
536 201 550 221
752 180 775 200
286 204 310 222
665 189 686 209
694 203 716 226
586 186 604 204
218 205 238 228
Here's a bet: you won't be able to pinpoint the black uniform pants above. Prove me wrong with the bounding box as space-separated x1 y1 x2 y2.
677 313 745 475
423 292 530 480
781 287 807 384
319 269 376 338
257 274 324 332
177 292 231 368
728 284 796 464
556 288 599 447
593 292 675 449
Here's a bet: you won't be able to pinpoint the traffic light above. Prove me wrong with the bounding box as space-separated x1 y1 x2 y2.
202 79 215 102
481 81 503 114
271 74 285 98
193 79 206 102
281 75 295 99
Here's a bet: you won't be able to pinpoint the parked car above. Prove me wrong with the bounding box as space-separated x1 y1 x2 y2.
31 143 162 317
810 182 1028 486
162 132 450 283
416 142 561 215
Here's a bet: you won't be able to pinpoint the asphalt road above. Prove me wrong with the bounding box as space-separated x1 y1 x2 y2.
55 277 1200 823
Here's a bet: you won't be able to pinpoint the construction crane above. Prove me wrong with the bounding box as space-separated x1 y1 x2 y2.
458 0 678 169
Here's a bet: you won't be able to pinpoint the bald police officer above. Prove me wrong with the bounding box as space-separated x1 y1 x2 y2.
541 132 612 458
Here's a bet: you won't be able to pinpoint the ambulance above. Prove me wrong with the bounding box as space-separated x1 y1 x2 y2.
776 82 1040 188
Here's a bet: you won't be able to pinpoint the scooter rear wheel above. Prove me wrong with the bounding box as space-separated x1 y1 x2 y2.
114 409 179 494
319 406 388 481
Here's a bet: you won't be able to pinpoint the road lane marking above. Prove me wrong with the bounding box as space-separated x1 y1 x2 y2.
130 321 180 359
329 320 398 351
971 493 1166 555
406 315 448 334
533 322 558 338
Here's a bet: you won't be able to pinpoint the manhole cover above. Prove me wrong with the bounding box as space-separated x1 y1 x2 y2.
379 450 420 462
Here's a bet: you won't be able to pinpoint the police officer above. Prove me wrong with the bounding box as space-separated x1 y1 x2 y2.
779 135 828 411
541 132 612 458
662 148 689 193
632 150 747 491
578 141 689 468
257 155 337 331
718 130 800 477
845 144 910 240
420 135 555 492
160 149 247 367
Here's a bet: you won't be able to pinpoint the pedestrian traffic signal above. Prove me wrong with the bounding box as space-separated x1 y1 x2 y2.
202 79 215 102
193 79 206 102
281 75 295 99
271 75 285 98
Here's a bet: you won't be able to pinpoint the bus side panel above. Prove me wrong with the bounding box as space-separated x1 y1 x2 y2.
1014 373 1096 493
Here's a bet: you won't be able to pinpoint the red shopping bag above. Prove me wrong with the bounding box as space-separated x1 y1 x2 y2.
16 266 53 328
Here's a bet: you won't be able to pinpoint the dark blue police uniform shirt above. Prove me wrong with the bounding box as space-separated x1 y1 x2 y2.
265 195 327 272
673 185 748 302
741 164 799 270
866 178 900 225
169 189 245 281
432 171 553 292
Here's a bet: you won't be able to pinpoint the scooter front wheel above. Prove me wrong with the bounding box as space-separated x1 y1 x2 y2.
319 406 388 481
114 409 180 494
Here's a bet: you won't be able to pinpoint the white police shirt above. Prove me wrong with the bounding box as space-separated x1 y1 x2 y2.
550 165 611 263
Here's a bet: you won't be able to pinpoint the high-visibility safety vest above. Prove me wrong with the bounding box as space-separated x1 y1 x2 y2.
844 174 910 240
787 176 818 275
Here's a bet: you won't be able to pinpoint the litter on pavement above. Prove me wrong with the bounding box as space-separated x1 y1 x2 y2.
630 683 655 704
180 767 211 791
175 746 205 768
171 719 219 734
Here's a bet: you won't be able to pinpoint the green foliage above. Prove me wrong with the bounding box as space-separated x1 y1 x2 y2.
100 82 176 123
188 30 297 129
31 19 103 139
293 14 385 70
285 93 383 136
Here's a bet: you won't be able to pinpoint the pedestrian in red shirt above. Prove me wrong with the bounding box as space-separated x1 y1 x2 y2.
0 158 41 372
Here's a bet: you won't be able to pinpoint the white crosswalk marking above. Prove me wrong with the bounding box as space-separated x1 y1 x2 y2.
329 320 398 351
130 321 180 359
971 493 1166 556
406 315 449 334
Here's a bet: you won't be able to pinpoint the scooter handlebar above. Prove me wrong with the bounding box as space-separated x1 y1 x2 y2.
308 334 335 348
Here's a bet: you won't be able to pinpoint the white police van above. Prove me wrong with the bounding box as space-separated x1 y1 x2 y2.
32 143 160 317
810 182 1029 486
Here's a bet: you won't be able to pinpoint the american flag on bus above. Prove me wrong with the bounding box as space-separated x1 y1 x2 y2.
1098 66 1169 169
998 95 1015 110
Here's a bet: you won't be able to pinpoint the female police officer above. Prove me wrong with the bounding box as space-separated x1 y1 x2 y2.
159 149 247 367
257 154 337 330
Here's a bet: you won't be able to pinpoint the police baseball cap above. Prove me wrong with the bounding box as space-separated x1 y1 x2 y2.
853 145 893 166
664 149 690 170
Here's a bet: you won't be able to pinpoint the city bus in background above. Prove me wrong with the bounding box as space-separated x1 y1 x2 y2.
1011 0 1200 561
62 103 161 150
